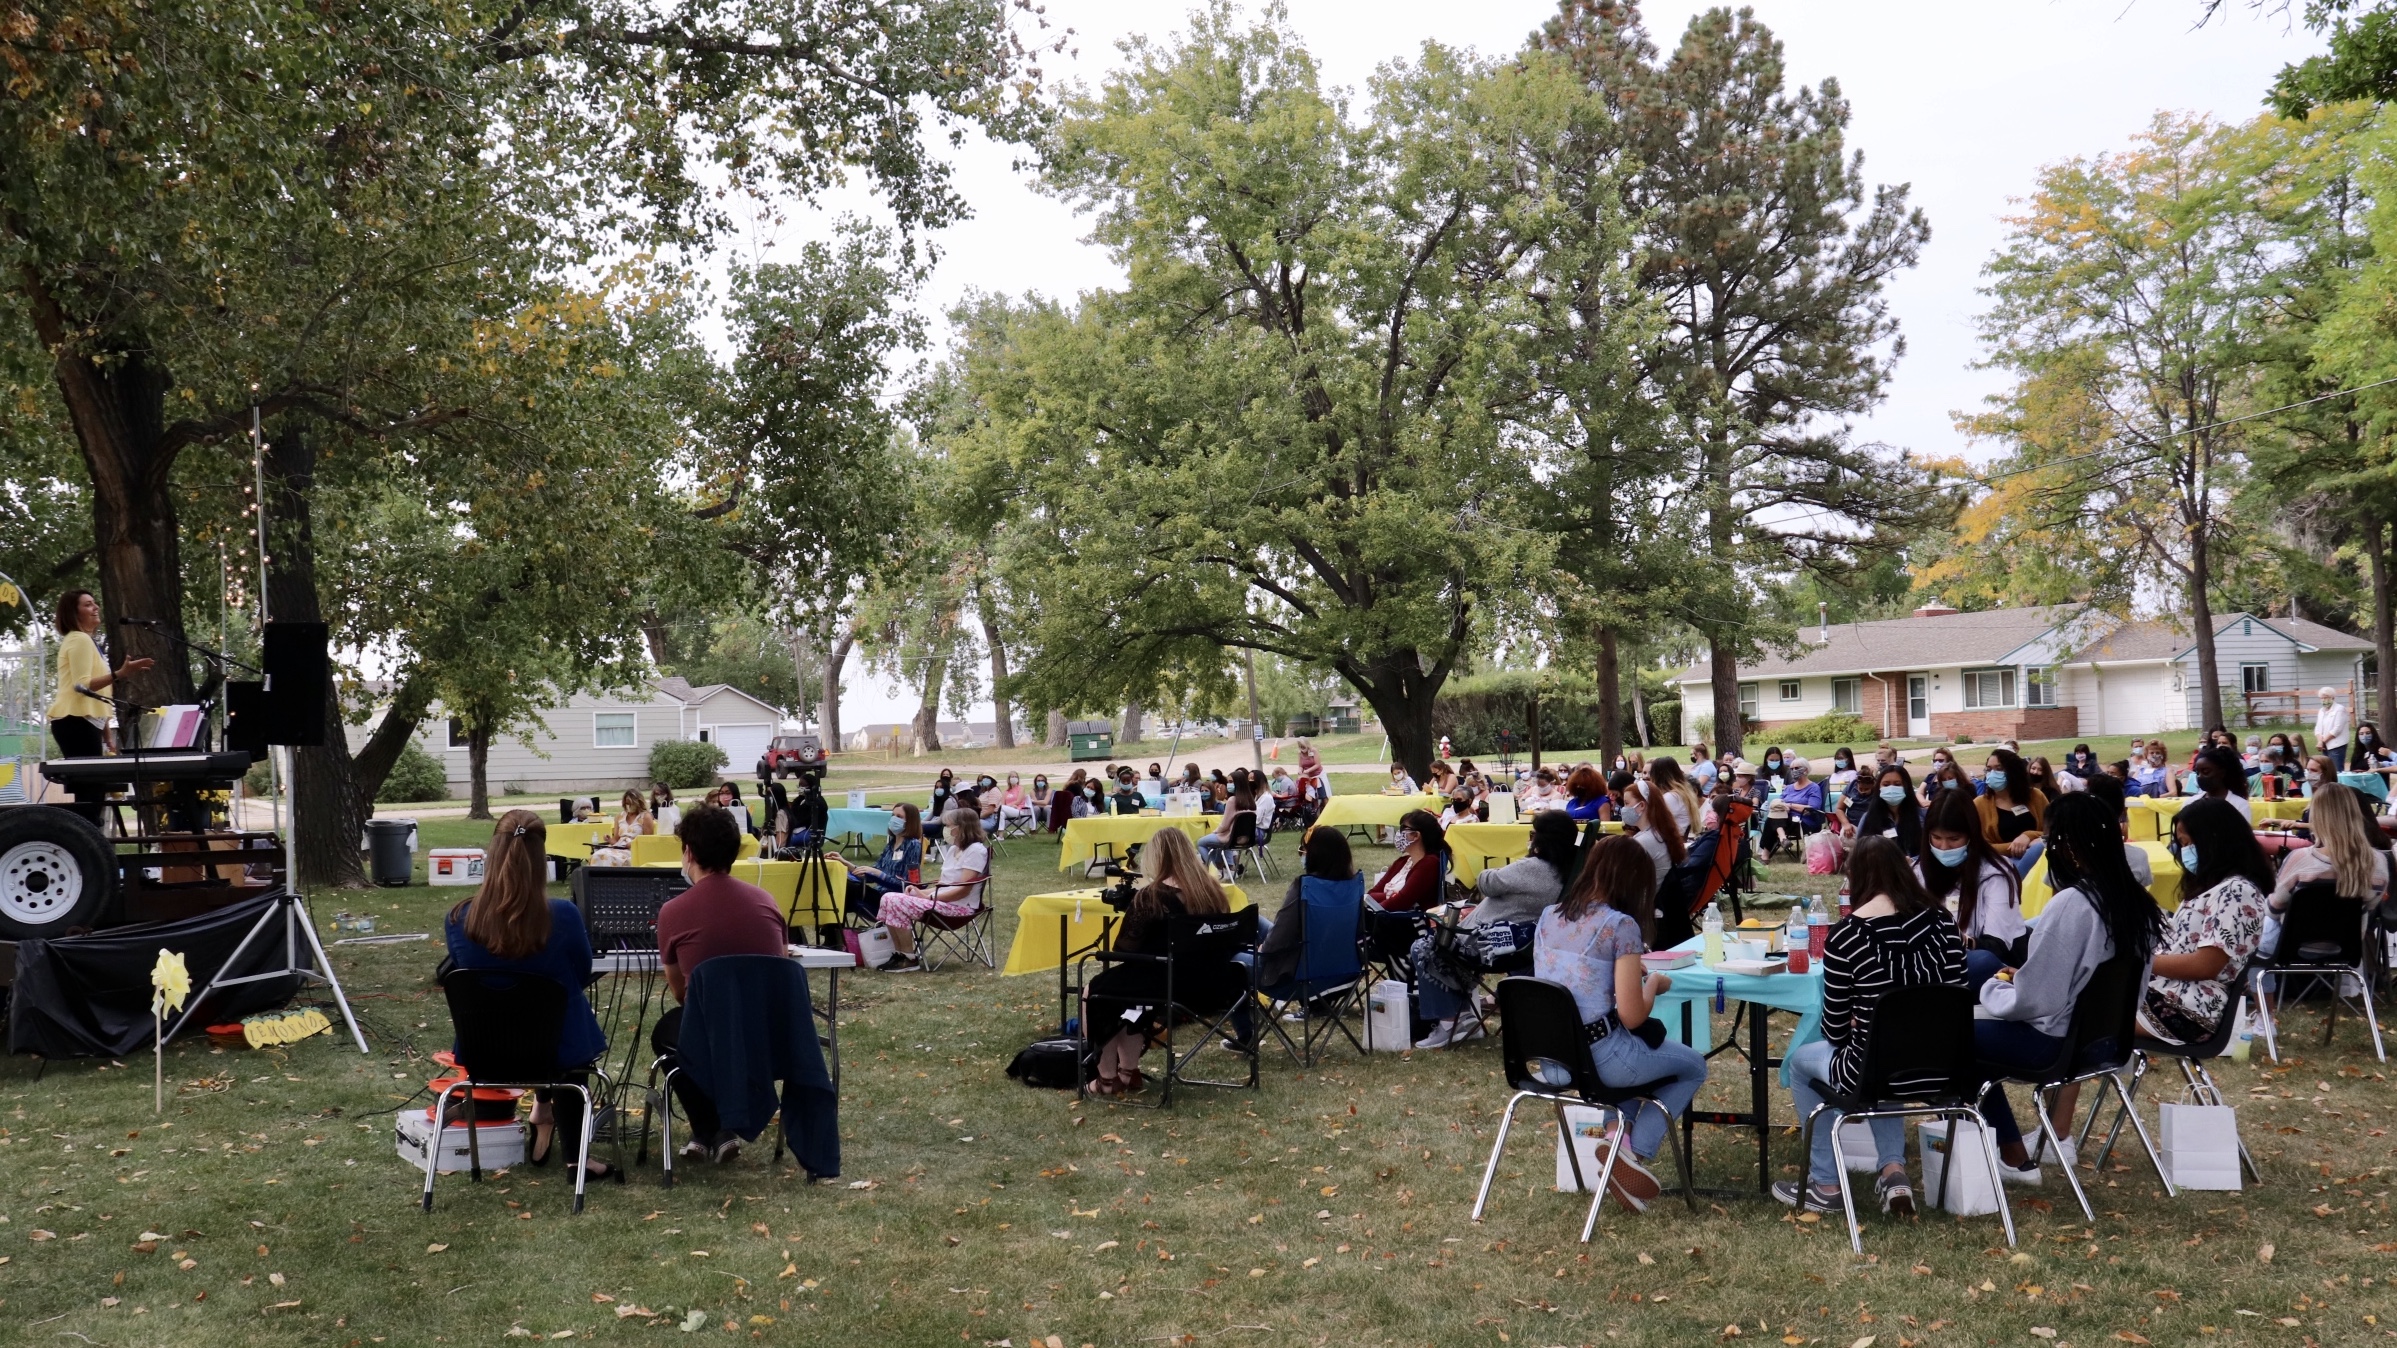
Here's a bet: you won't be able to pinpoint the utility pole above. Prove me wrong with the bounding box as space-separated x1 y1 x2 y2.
1244 647 1265 775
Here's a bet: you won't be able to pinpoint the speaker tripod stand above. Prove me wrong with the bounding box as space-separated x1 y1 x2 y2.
159 888 370 1053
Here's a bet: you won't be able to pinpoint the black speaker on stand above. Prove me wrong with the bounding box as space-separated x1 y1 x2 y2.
262 621 329 747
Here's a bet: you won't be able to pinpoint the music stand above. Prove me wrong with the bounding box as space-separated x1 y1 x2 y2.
159 888 369 1053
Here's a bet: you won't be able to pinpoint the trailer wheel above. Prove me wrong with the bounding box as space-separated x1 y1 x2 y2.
0 807 115 938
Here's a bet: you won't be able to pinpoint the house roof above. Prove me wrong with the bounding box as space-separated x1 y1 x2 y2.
1673 605 2084 683
2060 613 2373 665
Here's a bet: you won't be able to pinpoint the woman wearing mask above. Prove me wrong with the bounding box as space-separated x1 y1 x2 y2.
1381 762 1418 795
845 803 926 922
1918 786 2026 988
997 774 1034 833
1853 764 1924 857
1366 810 1448 912
1971 794 2161 1181
2139 799 2272 1046
1562 765 1612 823
1915 749 1959 806
1975 748 2047 868
928 769 957 822
1760 746 1788 788
2353 721 2394 772
2064 744 2100 783
1778 835 1967 1217
2129 741 2173 797
1029 773 1054 828
1532 834 1710 1212
1411 811 1578 1049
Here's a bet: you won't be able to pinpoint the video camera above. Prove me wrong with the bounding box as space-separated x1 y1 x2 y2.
1098 842 1145 912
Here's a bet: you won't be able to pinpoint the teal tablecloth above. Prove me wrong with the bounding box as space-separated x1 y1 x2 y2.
825 807 891 841
1651 936 1826 1085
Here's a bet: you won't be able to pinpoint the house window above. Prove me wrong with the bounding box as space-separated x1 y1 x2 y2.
1737 682 1759 722
593 712 637 748
2241 663 2271 695
2025 667 2058 708
1832 678 1860 714
1778 679 1802 702
1962 667 2017 710
446 717 469 749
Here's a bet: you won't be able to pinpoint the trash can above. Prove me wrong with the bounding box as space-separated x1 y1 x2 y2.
365 819 416 887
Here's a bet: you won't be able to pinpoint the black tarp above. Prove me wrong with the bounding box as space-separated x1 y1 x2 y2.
7 891 303 1058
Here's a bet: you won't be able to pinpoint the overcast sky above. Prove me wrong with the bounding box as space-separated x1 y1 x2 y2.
761 0 2326 733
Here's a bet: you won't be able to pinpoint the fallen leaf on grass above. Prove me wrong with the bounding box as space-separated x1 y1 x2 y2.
29 1230 55 1241
2113 1333 2152 1344
679 1309 708 1331
426 1243 448 1254
266 1300 301 1312
1852 1337 1877 1348
2258 1243 2275 1264
1636 1252 1655 1265
614 1306 657 1319
2276 1319 2302 1327
846 1180 875 1190
2028 1330 2056 1341
591 1293 615 1304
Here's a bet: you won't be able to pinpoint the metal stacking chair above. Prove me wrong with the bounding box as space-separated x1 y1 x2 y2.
428 971 599 1215
2087 993 2261 1187
1793 983 2017 1253
1989 954 2175 1221
1470 977 1694 1241
2251 879 2386 1062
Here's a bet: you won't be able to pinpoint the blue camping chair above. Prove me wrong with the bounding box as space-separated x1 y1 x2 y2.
1262 875 1369 1067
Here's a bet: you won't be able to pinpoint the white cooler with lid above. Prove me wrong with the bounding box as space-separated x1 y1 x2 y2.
428 848 485 886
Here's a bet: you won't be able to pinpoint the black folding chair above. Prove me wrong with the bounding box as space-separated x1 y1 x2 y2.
1469 977 1695 1242
2088 993 2261 1187
1993 954 2175 1221
1076 907 1261 1107
2252 879 2386 1062
1259 876 1369 1067
1793 984 2018 1253
427 970 601 1214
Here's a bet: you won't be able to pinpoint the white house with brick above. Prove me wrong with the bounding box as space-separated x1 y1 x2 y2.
1675 603 2374 741
354 677 788 793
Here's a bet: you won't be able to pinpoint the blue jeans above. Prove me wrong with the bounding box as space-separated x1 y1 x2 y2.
1963 948 2005 995
1786 1038 1904 1188
1972 1019 2068 1147
2259 913 2282 960
2013 838 2044 878
1418 977 1470 1022
1587 1029 1708 1161
1198 836 1239 869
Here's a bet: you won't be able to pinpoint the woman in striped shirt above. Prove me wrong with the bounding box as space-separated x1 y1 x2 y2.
1777 836 1969 1217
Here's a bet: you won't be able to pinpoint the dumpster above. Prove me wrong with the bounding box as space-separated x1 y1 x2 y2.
365 818 416 887
1067 719 1115 762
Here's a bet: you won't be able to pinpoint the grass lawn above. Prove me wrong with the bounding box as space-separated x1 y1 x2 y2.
10 830 2395 1347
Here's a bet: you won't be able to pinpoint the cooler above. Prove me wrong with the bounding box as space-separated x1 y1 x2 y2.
429 848 485 886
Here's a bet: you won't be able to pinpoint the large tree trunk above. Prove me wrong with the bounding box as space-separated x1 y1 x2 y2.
1344 654 1444 782
354 672 431 801
466 719 493 820
1046 709 1068 748
2368 521 2393 724
2190 526 2226 730
978 586 1015 749
1120 701 1145 744
911 659 945 755
1709 642 1744 760
1594 625 1624 767
1631 674 1654 748
263 423 370 889
819 624 852 750
22 275 196 710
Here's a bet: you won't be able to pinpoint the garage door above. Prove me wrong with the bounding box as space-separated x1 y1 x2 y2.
706 723 776 774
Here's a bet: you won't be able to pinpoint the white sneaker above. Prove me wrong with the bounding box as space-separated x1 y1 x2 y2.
680 1139 711 1161
2042 1136 2077 1172
1450 1017 1488 1043
1997 1160 2043 1186
1412 1020 1458 1050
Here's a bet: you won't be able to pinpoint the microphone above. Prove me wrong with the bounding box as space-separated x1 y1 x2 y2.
117 617 160 629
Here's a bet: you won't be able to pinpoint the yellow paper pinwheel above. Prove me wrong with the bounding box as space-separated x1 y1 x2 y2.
150 949 190 1018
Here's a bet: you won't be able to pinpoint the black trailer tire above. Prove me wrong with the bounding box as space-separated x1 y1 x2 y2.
0 806 115 938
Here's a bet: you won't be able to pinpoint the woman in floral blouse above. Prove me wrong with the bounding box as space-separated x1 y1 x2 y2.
2138 798 2273 1045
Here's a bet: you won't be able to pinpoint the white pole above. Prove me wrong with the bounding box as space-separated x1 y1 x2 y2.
251 403 282 841
1244 647 1265 775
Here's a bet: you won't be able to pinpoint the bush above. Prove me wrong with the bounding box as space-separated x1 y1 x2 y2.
649 738 728 789
1771 711 1875 747
377 742 451 802
1645 700 1680 748
1689 712 1714 747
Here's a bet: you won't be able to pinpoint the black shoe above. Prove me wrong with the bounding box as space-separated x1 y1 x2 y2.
528 1122 556 1167
580 1159 627 1185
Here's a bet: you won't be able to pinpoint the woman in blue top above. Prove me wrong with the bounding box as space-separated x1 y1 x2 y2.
1532 834 1708 1214
443 810 618 1182
844 803 925 923
1561 765 1611 822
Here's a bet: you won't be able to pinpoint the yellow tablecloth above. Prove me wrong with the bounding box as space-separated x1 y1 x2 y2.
2122 796 2186 842
545 821 609 860
2253 797 2308 823
1443 818 1628 885
627 832 759 865
1311 793 1446 833
1055 815 1216 871
1002 884 1252 975
632 855 850 927
2021 841 2182 917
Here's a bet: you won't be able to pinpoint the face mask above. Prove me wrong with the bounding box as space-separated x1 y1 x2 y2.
1837 756 1853 769
2308 772 2325 786
888 816 905 834
1944 778 1962 790
2180 844 2201 872
1878 785 1907 805
1765 757 1782 769
1930 844 1969 868
1394 830 1418 850
1984 769 2007 791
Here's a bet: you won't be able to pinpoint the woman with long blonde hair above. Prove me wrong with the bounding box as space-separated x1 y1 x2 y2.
1080 826 1240 1094
2266 783 2391 960
441 810 621 1181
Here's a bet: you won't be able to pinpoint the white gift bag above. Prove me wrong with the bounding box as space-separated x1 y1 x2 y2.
1918 1118 2004 1216
1836 1118 1881 1172
847 789 869 809
1362 978 1412 1051
1485 791 1517 825
2159 1101 2244 1190
855 925 898 970
1554 1104 1615 1192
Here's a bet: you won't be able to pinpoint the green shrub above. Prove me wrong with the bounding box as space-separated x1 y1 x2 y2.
244 756 274 796
649 738 728 789
1645 700 1680 748
1770 711 1874 747
377 742 451 802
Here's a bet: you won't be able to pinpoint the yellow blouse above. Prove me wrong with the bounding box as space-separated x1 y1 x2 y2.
47 629 111 723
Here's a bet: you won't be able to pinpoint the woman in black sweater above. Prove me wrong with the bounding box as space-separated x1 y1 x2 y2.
1776 835 1968 1218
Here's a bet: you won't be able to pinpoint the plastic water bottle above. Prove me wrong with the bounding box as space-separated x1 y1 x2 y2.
1702 903 1725 967
1784 904 1811 973
2233 1006 2256 1063
1806 894 1830 959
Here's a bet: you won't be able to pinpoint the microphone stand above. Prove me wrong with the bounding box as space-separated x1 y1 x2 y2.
118 620 261 754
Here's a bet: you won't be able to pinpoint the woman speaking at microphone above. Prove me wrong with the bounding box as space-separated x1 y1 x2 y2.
47 590 152 821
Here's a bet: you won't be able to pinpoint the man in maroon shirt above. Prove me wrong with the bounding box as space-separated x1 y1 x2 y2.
651 803 786 1162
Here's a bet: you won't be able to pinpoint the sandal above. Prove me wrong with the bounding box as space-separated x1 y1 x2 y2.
578 1159 627 1185
1091 1074 1127 1097
528 1121 556 1167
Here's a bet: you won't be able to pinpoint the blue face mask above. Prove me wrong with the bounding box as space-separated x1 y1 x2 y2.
1943 778 1962 790
1765 757 1782 769
2180 844 2201 873
1878 785 1907 805
1984 769 2008 791
1930 844 1969 868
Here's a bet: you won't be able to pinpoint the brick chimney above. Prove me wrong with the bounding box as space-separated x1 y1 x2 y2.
1912 600 1959 619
